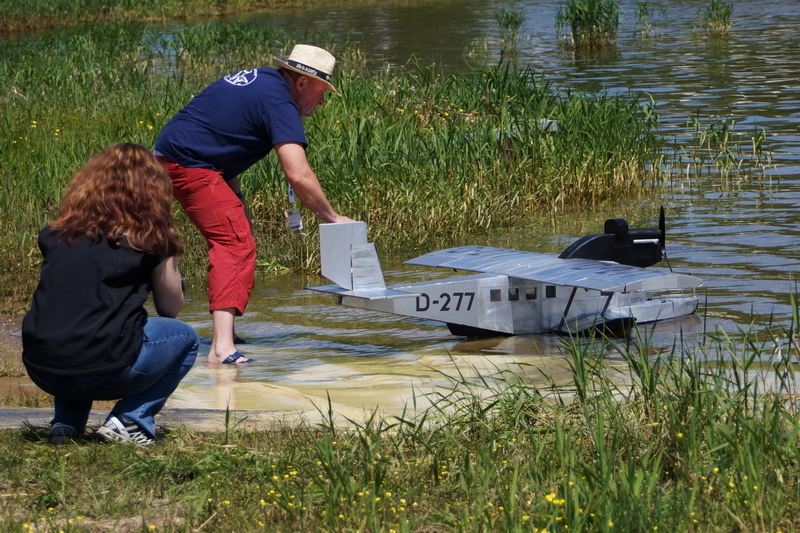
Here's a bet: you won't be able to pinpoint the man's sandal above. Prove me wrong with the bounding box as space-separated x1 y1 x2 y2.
222 351 254 364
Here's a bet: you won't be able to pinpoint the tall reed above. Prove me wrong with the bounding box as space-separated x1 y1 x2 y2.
495 8 526 52
700 0 734 38
556 0 620 49
633 2 667 39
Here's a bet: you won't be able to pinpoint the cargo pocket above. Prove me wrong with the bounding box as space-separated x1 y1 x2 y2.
214 207 250 248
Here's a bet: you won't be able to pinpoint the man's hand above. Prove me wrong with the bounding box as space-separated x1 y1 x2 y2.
275 142 350 224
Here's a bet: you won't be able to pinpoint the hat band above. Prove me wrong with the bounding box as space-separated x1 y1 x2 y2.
287 60 332 83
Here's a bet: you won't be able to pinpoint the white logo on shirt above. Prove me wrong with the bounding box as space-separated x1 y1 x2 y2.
224 70 258 86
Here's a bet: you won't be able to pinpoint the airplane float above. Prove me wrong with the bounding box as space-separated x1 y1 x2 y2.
307 210 703 337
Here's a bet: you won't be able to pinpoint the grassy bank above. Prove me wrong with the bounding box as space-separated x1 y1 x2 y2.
0 20 675 313
0 0 393 33
2 316 800 531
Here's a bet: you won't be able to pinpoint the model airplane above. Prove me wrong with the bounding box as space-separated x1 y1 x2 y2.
307 210 703 337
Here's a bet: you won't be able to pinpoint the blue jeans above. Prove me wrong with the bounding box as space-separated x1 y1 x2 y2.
26 316 199 440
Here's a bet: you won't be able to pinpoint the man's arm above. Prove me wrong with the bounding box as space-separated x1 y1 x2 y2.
274 142 352 223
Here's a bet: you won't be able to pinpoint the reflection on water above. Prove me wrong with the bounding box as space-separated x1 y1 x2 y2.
172 0 800 416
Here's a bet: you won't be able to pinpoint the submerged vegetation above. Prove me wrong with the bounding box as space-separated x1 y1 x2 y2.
3 314 800 531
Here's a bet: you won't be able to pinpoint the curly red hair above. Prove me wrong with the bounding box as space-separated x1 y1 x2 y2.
50 143 183 256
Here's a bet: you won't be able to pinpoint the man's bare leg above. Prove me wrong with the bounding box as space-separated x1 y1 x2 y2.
208 308 249 363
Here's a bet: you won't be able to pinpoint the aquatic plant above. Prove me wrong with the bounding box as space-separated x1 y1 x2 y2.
634 2 653 37
495 7 525 34
668 113 774 186
556 0 620 49
633 1 669 39
495 7 526 51
701 0 734 37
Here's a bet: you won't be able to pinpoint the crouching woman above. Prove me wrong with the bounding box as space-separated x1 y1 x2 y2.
22 143 199 446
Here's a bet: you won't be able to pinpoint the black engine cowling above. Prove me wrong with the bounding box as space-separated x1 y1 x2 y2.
558 208 666 268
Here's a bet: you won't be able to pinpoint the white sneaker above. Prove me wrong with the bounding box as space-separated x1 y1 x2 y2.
97 415 154 447
50 423 77 444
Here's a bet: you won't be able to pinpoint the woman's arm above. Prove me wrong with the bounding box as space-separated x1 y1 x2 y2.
151 256 184 318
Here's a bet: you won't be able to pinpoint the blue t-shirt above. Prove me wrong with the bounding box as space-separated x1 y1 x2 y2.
155 68 307 179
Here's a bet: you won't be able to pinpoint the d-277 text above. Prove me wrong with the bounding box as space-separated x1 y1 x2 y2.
416 292 475 312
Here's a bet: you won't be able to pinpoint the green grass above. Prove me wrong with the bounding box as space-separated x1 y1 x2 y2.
0 0 402 33
495 8 525 34
0 356 25 379
3 312 800 531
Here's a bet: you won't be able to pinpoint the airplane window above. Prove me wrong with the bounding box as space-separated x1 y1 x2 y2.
490 289 502 302
546 286 557 298
508 288 519 301
526 287 537 300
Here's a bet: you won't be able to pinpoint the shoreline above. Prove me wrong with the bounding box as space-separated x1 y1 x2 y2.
0 314 39 402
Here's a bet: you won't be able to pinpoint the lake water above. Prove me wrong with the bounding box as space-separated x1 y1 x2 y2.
169 0 800 420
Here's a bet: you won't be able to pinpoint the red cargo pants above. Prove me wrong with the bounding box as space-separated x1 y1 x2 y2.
158 158 255 316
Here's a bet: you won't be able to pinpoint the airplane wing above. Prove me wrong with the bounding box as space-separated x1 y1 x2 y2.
405 246 703 292
306 284 417 300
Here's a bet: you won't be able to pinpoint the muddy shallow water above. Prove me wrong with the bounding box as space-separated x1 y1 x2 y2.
173 282 708 421
165 0 800 418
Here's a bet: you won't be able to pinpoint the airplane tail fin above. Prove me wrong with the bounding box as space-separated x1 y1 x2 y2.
319 222 386 291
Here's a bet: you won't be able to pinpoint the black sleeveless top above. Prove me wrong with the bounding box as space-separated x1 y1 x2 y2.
22 227 163 376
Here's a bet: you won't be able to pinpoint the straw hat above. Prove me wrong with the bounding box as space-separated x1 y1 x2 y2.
274 44 339 95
